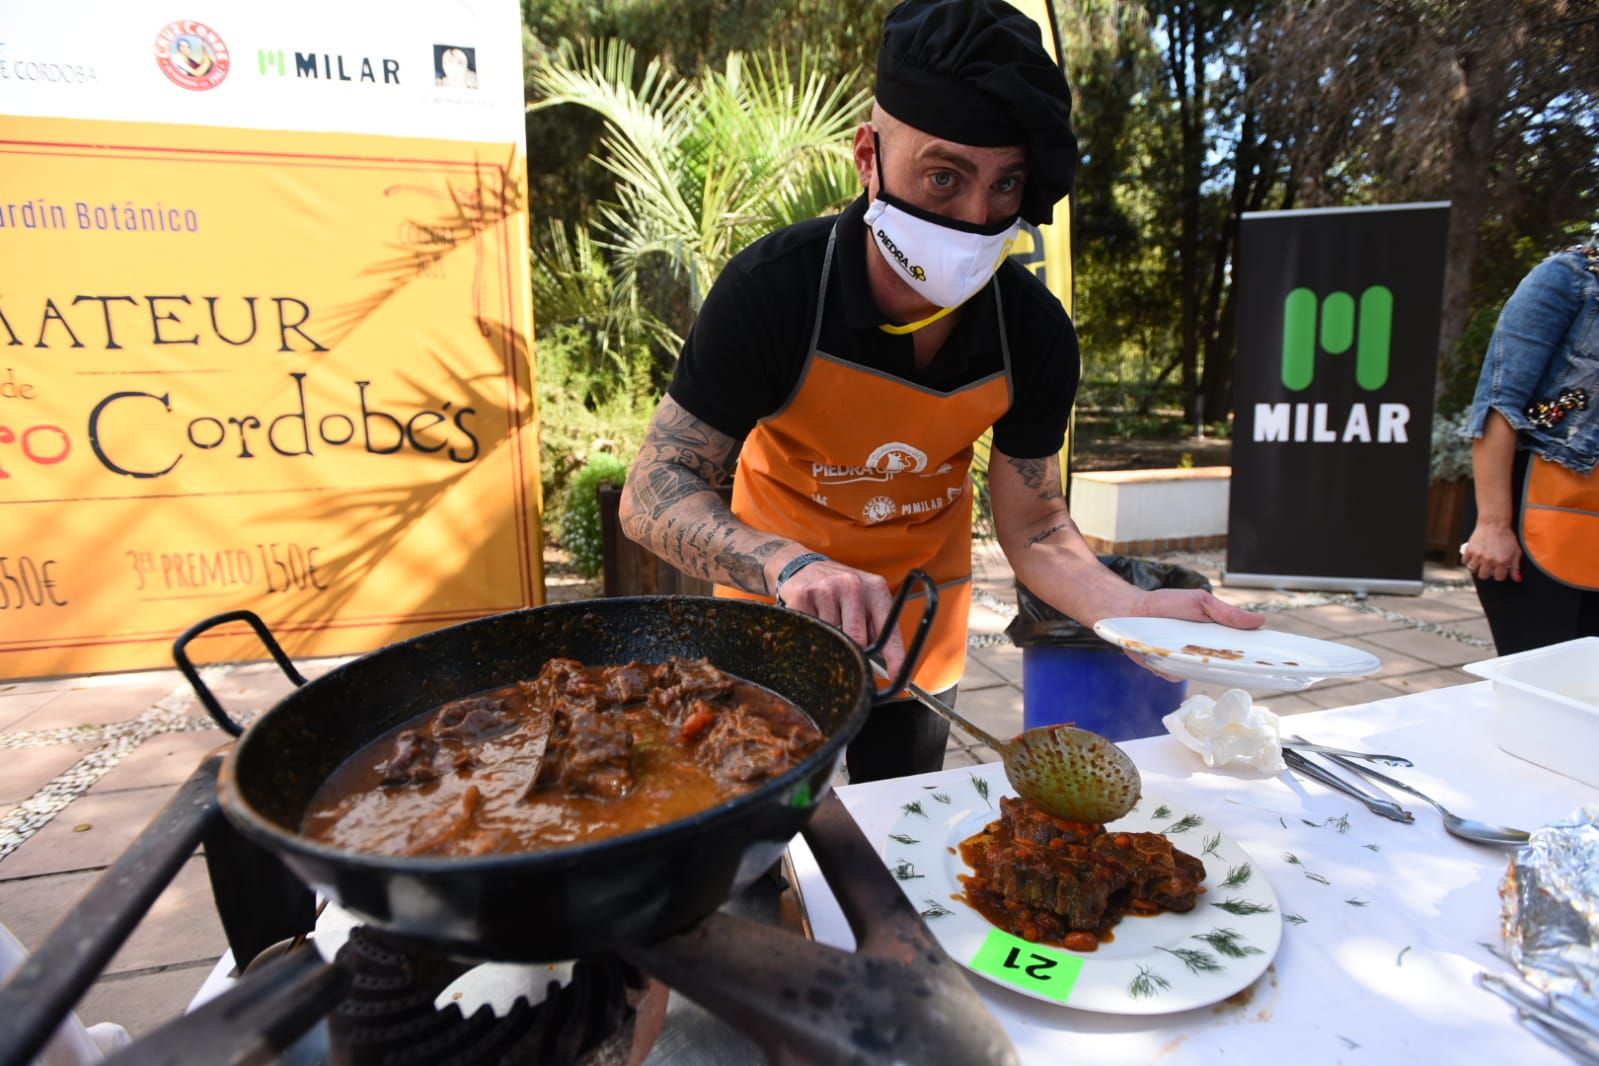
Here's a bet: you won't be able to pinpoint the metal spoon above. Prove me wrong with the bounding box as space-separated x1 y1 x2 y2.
873 663 1141 823
1293 736 1531 847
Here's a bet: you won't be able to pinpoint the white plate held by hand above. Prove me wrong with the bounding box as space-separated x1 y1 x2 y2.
1093 617 1381 692
883 773 1281 1015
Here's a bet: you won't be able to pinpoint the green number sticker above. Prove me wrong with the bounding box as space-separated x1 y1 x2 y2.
969 929 1085 1002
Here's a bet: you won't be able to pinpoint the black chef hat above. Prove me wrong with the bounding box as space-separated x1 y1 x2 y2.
875 0 1078 225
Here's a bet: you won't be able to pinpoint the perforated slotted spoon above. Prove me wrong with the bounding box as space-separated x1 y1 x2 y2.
873 664 1142 823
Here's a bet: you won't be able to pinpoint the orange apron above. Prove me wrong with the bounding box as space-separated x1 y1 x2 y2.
716 226 1013 691
1520 456 1599 590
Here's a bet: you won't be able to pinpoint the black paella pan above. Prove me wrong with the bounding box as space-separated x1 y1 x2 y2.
173 575 935 962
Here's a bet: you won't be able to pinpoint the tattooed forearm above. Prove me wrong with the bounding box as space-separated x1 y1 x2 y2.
1004 455 1064 501
1025 522 1072 548
715 539 783 595
631 464 706 521
620 397 802 594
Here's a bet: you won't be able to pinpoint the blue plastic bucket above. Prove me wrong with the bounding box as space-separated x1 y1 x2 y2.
1021 644 1187 742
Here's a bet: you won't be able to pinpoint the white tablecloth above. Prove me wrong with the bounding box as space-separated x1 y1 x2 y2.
788 681 1595 1064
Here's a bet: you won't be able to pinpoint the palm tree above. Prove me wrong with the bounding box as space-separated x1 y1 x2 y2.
529 38 870 317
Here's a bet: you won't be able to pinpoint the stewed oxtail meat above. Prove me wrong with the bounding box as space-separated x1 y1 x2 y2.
957 796 1207 952
301 658 824 858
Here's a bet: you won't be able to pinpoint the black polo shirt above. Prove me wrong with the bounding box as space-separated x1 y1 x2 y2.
668 196 1079 459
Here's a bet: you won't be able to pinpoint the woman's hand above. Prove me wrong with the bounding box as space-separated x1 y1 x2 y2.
1462 521 1522 582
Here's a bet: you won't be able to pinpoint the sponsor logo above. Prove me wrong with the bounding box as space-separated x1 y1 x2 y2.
875 227 926 282
433 44 478 89
863 496 897 524
1281 286 1392 391
154 21 229 91
0 41 99 86
813 441 932 485
256 48 400 85
1256 285 1408 445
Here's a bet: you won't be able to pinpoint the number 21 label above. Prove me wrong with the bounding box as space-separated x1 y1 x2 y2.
970 928 1085 1002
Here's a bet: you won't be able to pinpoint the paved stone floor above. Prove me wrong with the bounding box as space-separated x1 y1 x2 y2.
0 547 1491 1041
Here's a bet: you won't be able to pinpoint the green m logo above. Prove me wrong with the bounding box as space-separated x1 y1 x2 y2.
1281 286 1393 391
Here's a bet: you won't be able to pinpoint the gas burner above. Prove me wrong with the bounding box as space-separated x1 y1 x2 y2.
326 927 656 1066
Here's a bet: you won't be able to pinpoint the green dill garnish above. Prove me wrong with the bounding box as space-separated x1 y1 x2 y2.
888 833 920 845
1129 965 1171 998
902 801 926 818
921 900 953 918
970 775 990 806
1338 1036 1360 1050
1285 852 1330 884
1345 897 1369 907
1326 813 1351 833
1157 946 1223 974
1397 945 1411 966
1284 913 1308 925
1221 863 1252 888
1301 818 1321 827
1363 843 1381 852
1162 813 1204 834
1192 928 1263 959
1211 898 1275 916
1153 804 1172 820
892 861 924 880
931 792 951 804
1201 833 1222 857
1278 816 1287 829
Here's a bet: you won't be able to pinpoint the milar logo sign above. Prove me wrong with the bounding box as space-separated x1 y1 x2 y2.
1254 285 1411 445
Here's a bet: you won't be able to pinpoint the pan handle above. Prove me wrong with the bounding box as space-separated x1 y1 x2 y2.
865 569 937 704
173 610 308 737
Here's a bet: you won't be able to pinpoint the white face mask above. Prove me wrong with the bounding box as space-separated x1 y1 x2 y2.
863 144 1021 310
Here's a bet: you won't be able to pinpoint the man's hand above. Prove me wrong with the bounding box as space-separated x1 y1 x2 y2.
775 558 908 678
1132 588 1265 629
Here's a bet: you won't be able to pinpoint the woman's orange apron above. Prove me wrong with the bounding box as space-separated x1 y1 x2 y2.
1520 456 1599 590
716 226 1013 691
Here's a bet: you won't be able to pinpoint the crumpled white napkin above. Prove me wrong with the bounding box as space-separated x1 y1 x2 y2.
1162 688 1287 773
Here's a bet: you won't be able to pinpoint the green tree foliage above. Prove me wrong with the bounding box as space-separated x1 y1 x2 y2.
1251 0 1599 409
524 17 876 538
530 40 869 317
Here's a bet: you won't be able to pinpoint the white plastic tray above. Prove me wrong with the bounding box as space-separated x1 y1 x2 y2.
1463 636 1599 787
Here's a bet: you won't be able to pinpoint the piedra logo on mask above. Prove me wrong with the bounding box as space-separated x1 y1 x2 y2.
875 227 926 282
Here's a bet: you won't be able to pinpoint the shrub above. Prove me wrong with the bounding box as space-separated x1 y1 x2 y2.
1430 408 1474 481
559 452 631 578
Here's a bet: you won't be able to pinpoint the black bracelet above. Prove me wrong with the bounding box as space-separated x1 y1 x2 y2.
774 552 830 602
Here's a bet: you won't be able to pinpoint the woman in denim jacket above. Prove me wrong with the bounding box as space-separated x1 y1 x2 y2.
1460 242 1598 653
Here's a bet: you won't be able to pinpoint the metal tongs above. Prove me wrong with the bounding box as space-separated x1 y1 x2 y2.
1281 748 1415 823
1279 740 1412 767
1477 970 1599 1064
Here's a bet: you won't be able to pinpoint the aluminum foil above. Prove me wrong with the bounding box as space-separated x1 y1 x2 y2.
1501 803 1599 1005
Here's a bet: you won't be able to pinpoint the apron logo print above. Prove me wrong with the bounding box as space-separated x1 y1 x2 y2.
813 441 930 484
863 496 897 524
865 442 928 475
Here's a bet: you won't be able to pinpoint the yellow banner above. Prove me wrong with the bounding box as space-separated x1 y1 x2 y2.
1005 0 1076 487
0 116 541 676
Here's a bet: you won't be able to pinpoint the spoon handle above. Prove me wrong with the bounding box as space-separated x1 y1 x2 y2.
869 660 1010 754
1293 738 1438 809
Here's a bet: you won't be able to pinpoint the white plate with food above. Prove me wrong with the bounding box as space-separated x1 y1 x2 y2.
1092 617 1381 691
882 776 1281 1014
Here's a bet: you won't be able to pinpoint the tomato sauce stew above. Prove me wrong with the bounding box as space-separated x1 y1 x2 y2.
302 657 824 858
957 796 1207 952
